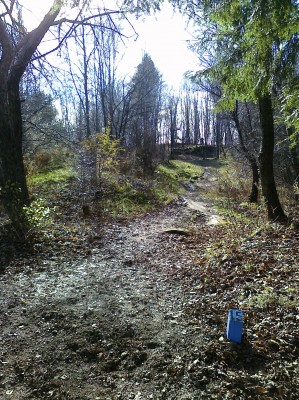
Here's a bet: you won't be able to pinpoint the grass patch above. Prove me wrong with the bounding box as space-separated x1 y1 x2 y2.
98 177 172 218
99 160 205 218
26 147 78 189
156 160 205 191
29 168 77 186
209 160 250 202
77 159 206 219
247 286 298 310
188 158 226 169
104 196 154 218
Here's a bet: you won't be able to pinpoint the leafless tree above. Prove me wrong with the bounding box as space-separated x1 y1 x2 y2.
0 0 146 234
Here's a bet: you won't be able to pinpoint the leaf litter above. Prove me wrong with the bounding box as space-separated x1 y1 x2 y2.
0 168 298 399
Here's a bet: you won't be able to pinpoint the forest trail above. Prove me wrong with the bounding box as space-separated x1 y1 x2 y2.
0 160 224 399
2 160 298 399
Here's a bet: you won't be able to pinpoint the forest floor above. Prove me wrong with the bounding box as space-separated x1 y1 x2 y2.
0 157 299 399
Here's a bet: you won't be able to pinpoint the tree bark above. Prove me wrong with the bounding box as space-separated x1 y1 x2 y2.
286 126 299 201
169 97 178 160
0 2 61 234
248 159 259 203
0 80 29 229
258 95 287 221
232 103 259 203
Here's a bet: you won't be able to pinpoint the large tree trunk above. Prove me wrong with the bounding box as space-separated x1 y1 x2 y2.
258 95 287 222
0 80 29 230
0 2 61 235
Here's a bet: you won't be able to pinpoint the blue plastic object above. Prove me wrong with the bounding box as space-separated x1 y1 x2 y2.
226 309 243 343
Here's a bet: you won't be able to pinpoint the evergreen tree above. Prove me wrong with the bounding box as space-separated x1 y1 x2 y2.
22 90 67 153
186 0 299 221
126 53 163 173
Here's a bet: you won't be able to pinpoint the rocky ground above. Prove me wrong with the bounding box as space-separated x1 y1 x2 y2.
1 163 298 399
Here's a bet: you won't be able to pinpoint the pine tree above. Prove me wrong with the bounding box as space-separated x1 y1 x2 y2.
126 53 163 174
188 0 299 221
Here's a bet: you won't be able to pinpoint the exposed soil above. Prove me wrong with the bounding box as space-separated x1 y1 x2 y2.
1 161 298 399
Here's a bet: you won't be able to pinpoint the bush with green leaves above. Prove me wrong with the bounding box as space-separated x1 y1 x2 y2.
1 180 54 240
82 128 121 186
20 198 54 240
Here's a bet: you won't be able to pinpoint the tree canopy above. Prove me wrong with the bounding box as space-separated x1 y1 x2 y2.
177 0 298 221
185 0 298 108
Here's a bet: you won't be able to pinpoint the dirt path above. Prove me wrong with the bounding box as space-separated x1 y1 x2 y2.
2 158 299 399
0 163 225 399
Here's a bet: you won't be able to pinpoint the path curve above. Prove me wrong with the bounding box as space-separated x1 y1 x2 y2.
0 166 222 399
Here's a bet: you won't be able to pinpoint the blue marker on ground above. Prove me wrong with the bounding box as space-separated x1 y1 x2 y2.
226 308 243 343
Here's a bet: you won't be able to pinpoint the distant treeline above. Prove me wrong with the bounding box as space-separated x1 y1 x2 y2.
172 144 217 158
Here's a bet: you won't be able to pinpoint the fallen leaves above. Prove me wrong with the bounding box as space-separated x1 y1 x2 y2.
1 175 299 399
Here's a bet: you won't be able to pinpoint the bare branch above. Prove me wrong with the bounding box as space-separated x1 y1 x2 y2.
9 2 62 83
0 0 15 18
31 23 77 61
53 10 122 26
0 17 14 76
32 9 134 62
30 4 85 62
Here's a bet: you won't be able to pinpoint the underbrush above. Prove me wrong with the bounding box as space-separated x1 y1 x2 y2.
209 158 255 205
25 148 205 227
95 176 170 218
26 148 77 190
195 155 299 330
157 159 205 190
207 156 299 229
24 147 298 237
26 147 75 174
89 160 205 218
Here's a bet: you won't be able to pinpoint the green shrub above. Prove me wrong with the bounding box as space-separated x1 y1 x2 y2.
2 195 54 241
22 198 53 233
30 168 76 186
33 150 52 171
82 129 121 183
247 286 298 309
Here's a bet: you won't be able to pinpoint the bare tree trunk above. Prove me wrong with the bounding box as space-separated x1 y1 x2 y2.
232 103 260 203
184 95 191 145
248 159 260 203
0 3 61 233
215 114 221 159
169 96 179 159
193 96 200 145
82 26 91 137
258 95 287 221
286 126 299 201
0 81 29 227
